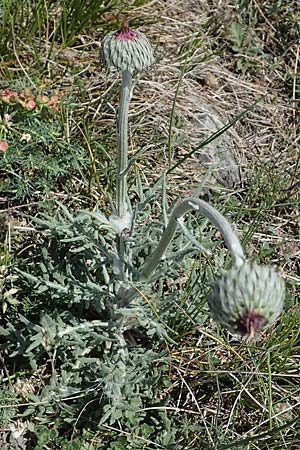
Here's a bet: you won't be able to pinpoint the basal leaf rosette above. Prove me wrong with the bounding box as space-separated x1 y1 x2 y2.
208 262 285 337
100 26 154 74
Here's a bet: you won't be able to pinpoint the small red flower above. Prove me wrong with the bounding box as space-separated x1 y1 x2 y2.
1 88 18 104
25 99 36 110
47 95 60 111
19 98 36 110
0 140 9 152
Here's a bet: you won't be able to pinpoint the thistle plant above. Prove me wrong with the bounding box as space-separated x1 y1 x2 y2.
100 22 285 338
0 20 287 437
101 21 155 292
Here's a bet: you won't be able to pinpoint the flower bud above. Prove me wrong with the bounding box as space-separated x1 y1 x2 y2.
100 24 154 74
208 262 285 337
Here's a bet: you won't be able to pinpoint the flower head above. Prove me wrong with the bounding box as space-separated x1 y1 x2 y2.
100 22 154 74
48 95 60 111
208 262 285 337
0 140 9 152
23 99 36 110
1 88 18 104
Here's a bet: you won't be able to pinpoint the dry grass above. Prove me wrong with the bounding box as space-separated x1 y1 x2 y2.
75 0 298 195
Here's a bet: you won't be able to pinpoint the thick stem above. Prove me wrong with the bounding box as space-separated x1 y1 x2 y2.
142 197 245 279
125 197 245 302
114 70 132 288
117 70 132 218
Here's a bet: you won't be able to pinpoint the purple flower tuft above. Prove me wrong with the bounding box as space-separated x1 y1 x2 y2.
236 308 266 335
114 27 138 41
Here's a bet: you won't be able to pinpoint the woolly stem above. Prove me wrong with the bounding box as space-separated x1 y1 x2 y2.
113 70 133 287
125 197 245 302
117 70 132 218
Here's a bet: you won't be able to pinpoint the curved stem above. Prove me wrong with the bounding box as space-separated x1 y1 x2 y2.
125 197 245 302
117 70 132 218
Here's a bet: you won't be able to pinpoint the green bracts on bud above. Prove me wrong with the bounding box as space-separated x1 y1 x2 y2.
100 27 154 74
208 262 285 337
